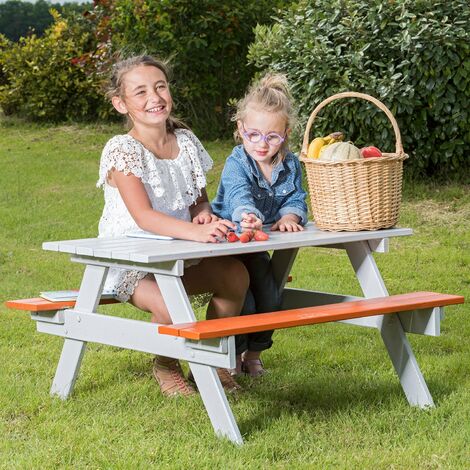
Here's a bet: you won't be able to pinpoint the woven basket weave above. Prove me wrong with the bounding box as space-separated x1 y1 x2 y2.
300 92 408 231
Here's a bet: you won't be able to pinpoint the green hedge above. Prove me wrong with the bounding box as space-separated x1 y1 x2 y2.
109 0 290 138
0 11 110 121
0 0 289 136
248 0 470 179
0 34 9 89
0 0 91 42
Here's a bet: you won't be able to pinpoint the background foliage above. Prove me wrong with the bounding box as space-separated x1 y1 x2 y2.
248 0 470 179
0 0 90 41
0 0 468 178
108 0 290 137
0 0 289 135
0 10 110 121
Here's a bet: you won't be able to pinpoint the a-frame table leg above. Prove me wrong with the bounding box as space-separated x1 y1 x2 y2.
271 248 299 292
50 264 108 399
346 241 434 408
154 273 244 445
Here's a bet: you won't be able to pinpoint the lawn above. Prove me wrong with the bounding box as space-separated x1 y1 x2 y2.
0 121 469 469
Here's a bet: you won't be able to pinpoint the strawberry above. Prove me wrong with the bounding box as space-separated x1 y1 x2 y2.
226 232 239 243
239 231 253 243
253 230 269 241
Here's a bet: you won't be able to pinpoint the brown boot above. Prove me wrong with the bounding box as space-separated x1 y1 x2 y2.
152 356 196 397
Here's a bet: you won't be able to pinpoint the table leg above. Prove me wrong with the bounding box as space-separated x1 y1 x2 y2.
50 264 108 399
154 273 243 445
346 241 434 408
50 339 87 399
271 248 299 292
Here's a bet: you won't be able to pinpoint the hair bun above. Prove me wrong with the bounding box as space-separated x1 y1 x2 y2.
258 73 290 95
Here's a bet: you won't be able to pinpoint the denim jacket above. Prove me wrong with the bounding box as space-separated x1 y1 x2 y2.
211 145 308 226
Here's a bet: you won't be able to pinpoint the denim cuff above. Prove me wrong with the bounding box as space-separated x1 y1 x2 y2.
246 337 273 352
232 205 265 224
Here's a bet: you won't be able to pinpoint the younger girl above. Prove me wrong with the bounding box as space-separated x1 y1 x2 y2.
98 55 248 396
212 73 308 377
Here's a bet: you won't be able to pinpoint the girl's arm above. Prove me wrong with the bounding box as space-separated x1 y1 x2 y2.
271 156 308 232
277 157 308 222
112 170 234 243
218 156 264 224
190 188 219 224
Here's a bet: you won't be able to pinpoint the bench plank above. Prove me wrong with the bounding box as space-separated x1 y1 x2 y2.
158 292 464 340
5 297 118 312
5 277 292 314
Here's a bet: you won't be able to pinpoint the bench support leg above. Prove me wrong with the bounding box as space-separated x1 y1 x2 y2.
50 339 87 399
154 273 243 445
346 241 435 408
50 264 108 399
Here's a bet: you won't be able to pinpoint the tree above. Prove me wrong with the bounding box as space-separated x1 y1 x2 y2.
0 0 91 41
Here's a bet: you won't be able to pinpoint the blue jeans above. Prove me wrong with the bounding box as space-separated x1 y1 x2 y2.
235 251 281 354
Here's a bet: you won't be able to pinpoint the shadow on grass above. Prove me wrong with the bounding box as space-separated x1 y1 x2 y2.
65 351 459 434
235 371 457 438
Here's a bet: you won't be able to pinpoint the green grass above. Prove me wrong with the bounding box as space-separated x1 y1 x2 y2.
1 121 469 469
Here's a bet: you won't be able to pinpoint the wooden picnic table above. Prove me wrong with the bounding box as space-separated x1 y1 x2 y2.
35 222 449 445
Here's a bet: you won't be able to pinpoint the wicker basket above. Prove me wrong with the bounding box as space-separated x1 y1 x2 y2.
300 92 408 231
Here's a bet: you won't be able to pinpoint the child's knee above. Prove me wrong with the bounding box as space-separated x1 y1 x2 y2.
213 256 249 297
153 309 171 324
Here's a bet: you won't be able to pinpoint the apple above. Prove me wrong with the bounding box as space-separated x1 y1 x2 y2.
361 146 382 158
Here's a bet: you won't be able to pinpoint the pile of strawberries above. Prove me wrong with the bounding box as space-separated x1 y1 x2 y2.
226 230 269 243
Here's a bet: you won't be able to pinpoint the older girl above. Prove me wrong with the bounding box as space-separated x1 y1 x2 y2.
98 55 248 396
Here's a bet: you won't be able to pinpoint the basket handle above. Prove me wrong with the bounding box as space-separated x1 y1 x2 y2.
300 91 404 157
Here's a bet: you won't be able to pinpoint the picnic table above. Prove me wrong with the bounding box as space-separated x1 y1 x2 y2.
18 223 461 445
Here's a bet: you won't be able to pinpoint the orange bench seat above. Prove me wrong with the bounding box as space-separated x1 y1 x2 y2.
5 297 119 312
5 277 293 313
159 291 464 340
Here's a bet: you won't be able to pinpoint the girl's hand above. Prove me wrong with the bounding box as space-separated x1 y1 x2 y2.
271 215 304 232
192 219 236 243
240 212 263 231
192 212 219 224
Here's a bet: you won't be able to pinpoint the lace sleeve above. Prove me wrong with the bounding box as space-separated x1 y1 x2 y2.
96 135 145 188
177 129 213 172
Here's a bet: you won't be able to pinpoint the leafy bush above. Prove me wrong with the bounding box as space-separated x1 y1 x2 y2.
0 34 10 87
248 0 470 179
0 0 290 136
0 10 111 121
0 0 92 41
108 0 291 138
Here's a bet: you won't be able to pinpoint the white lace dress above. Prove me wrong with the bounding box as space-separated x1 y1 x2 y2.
97 129 213 302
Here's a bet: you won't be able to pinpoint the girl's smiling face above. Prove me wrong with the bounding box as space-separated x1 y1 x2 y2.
112 65 172 127
238 105 287 165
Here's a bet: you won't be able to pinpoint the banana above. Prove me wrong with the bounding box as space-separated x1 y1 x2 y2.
307 137 326 159
307 132 344 159
323 131 344 145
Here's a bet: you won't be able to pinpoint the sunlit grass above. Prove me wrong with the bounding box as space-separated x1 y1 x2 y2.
1 121 469 468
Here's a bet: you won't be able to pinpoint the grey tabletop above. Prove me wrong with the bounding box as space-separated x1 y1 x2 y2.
42 223 412 264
